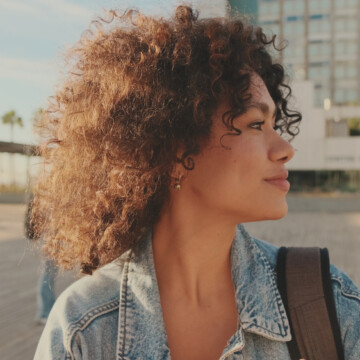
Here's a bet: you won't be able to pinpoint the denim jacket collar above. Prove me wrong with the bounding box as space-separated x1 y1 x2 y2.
116 224 291 359
230 225 290 340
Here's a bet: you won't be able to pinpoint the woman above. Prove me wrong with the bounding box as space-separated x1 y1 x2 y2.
32 5 360 359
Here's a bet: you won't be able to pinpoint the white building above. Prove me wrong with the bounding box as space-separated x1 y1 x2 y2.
254 0 360 107
289 80 360 171
228 0 360 188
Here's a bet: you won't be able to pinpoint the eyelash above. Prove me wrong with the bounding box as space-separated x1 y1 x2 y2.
250 121 279 131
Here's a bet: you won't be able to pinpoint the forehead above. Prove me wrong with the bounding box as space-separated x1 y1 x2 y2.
247 73 275 112
210 73 277 132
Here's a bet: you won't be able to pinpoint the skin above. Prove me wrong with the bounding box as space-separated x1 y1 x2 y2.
152 74 295 360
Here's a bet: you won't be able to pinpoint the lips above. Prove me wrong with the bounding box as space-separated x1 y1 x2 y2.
264 171 290 191
265 170 289 181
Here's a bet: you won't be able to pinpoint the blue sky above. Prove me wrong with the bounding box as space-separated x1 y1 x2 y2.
0 0 223 146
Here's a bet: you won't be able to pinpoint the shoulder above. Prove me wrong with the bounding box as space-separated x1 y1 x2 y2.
57 257 126 321
248 232 360 303
329 265 360 358
248 232 360 358
252 235 360 311
330 264 360 303
249 233 360 310
34 256 128 359
249 234 279 270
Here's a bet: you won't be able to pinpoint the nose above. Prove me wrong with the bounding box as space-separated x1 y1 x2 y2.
269 133 295 164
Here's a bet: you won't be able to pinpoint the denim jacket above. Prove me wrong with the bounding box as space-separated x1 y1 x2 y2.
34 225 360 359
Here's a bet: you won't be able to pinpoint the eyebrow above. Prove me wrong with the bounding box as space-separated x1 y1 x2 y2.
247 102 277 119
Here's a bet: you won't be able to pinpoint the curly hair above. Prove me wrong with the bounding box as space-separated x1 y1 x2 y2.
31 5 301 274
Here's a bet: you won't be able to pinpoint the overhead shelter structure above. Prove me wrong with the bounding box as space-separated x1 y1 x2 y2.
0 141 38 156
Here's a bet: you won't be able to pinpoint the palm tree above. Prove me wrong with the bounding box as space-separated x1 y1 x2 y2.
1 110 23 142
1 110 24 185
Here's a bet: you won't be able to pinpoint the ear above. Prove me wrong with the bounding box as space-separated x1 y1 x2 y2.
170 141 187 180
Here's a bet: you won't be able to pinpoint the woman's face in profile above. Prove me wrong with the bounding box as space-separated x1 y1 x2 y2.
183 74 295 224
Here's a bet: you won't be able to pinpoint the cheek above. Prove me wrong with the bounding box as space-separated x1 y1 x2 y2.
231 145 266 183
189 137 267 194
186 148 233 197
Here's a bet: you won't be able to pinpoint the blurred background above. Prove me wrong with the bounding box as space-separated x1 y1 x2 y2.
0 0 359 359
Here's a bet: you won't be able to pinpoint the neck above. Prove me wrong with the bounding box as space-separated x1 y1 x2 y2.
152 194 237 306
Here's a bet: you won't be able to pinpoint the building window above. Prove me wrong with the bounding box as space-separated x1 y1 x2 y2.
348 118 360 136
335 18 345 32
334 88 359 105
347 89 358 103
335 40 357 56
335 62 358 79
326 118 360 137
309 0 331 11
259 1 280 14
284 17 304 36
284 0 305 14
335 89 346 103
335 64 345 79
309 64 330 80
348 65 357 78
309 41 330 59
335 17 357 32
296 0 305 12
284 43 305 61
309 15 330 34
335 0 358 8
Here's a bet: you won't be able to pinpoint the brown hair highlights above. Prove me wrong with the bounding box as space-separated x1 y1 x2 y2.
31 5 301 273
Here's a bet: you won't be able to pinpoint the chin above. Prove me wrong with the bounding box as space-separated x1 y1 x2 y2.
267 200 289 220
238 202 288 223
255 199 289 221
234 196 289 223
269 210 288 221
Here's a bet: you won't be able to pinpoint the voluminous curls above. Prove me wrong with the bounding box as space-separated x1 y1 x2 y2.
31 5 301 274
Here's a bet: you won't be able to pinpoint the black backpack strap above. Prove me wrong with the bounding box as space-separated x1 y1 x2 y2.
276 247 302 359
320 248 344 359
276 247 344 360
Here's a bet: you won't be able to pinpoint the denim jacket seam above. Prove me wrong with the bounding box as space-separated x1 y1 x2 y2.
64 298 120 359
251 239 289 338
331 276 360 302
116 258 131 360
244 323 286 339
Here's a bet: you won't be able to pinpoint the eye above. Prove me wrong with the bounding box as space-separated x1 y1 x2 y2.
250 121 280 132
249 121 265 131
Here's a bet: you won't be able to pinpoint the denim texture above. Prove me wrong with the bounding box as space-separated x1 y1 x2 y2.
34 225 360 359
